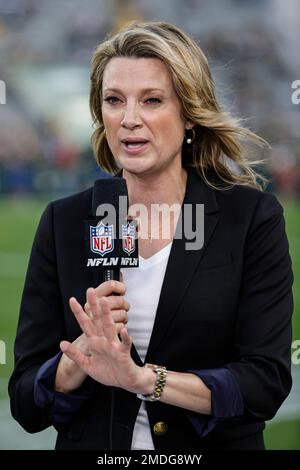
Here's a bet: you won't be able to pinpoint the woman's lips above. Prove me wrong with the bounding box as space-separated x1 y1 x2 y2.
121 141 149 155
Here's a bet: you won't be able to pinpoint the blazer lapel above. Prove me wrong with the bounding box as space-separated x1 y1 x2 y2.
145 167 220 361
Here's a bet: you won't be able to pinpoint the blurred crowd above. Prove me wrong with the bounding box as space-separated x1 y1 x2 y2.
0 0 299 198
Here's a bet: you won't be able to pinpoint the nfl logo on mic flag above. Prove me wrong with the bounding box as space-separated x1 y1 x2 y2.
85 219 139 267
122 222 136 255
90 222 114 256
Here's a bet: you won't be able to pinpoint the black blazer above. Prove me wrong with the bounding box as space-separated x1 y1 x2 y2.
9 167 293 450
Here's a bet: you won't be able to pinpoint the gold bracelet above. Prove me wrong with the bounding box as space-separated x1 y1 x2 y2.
136 363 167 402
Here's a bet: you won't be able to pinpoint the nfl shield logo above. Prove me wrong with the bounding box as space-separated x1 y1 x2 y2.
90 223 114 256
122 222 136 255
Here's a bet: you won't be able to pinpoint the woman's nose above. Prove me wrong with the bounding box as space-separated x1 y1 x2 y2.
121 104 142 129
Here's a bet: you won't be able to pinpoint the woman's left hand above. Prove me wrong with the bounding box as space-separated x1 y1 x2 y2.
60 288 150 394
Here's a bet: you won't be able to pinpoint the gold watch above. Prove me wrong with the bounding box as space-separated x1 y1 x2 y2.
136 363 167 402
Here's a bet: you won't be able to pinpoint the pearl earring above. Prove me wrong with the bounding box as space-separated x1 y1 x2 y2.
185 128 195 144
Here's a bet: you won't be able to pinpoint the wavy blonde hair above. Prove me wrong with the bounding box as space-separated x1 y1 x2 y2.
90 21 268 190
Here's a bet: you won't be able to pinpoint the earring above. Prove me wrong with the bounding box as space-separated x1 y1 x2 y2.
185 128 195 144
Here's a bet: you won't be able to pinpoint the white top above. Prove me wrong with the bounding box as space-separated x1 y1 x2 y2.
121 242 172 450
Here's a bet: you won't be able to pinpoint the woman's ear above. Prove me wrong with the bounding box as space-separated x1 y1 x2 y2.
185 121 196 130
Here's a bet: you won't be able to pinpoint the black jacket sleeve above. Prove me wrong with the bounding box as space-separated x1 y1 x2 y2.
226 193 294 421
8 203 66 433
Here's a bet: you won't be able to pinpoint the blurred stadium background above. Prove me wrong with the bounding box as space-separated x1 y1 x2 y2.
0 0 299 449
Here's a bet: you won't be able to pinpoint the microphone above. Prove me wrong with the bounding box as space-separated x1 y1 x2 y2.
87 176 139 283
88 177 139 451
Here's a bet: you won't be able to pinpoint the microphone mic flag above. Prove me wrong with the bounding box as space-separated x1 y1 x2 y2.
86 177 139 282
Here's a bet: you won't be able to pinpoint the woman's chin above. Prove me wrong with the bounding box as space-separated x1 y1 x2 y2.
118 157 155 176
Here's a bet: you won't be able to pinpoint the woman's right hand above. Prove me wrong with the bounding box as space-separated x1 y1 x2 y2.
54 281 129 393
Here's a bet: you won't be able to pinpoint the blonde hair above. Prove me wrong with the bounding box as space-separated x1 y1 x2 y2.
90 21 268 190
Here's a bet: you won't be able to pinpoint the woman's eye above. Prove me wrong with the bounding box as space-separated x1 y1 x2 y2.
145 97 161 104
104 96 120 104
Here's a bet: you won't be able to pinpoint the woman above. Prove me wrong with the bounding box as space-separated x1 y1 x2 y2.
9 21 293 451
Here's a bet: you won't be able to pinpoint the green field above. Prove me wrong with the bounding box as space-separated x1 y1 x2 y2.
0 196 299 449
